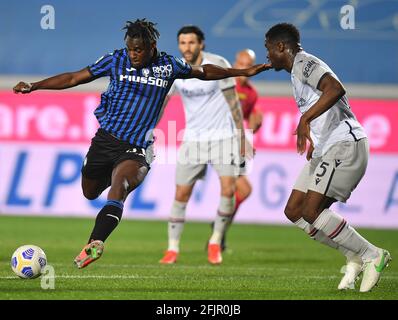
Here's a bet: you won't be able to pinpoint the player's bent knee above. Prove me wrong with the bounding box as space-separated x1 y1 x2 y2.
82 189 99 201
175 189 192 202
175 184 194 202
284 204 302 222
176 194 191 202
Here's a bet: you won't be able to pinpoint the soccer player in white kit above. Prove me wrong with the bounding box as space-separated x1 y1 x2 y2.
159 26 248 265
264 23 391 292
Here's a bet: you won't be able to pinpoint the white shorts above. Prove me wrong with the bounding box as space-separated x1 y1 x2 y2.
293 138 369 202
175 137 244 185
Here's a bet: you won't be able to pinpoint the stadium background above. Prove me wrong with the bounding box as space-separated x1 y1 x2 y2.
1 0 397 228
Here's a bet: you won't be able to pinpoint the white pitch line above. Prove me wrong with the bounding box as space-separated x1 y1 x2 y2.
48 263 307 272
4 261 398 274
1 275 398 280
2 262 295 272
0 275 162 280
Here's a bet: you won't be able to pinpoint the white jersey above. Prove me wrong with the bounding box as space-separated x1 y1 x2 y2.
291 50 367 158
169 51 236 141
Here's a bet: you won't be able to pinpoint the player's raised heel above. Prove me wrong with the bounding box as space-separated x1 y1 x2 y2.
74 240 104 269
359 249 392 292
159 250 178 264
337 255 363 290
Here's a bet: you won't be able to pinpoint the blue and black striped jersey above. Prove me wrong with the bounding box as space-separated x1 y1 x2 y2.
88 48 192 148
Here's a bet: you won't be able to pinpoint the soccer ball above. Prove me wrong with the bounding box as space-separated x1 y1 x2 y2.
11 245 47 279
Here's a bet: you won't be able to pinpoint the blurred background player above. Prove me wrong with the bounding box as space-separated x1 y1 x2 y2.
264 22 391 292
13 19 270 269
159 25 249 265
216 48 264 252
235 49 263 133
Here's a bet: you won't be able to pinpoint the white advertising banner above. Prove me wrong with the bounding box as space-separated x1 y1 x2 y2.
0 92 397 228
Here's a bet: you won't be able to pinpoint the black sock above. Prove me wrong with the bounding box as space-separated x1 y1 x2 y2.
88 200 123 243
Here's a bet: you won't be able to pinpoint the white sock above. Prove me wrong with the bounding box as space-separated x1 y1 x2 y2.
294 217 358 260
312 209 379 261
167 200 187 252
209 196 234 245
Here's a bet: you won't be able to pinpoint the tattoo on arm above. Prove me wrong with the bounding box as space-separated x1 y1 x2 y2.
223 87 244 132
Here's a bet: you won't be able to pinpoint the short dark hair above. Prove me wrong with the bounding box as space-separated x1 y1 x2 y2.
123 18 160 47
177 25 205 42
265 23 300 45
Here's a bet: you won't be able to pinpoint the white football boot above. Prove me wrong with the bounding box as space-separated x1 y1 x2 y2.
338 255 363 290
360 248 391 293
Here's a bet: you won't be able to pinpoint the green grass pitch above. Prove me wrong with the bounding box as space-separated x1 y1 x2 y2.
0 215 397 300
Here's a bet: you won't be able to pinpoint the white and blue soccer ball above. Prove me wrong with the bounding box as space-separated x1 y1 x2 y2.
11 245 47 279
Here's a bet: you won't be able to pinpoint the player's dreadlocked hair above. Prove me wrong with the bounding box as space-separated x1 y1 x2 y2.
123 19 160 47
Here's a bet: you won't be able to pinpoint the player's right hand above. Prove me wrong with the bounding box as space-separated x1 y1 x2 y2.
13 82 33 94
306 144 314 161
294 116 313 155
247 63 273 76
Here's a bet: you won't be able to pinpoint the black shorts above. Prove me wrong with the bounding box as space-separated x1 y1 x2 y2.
81 128 151 180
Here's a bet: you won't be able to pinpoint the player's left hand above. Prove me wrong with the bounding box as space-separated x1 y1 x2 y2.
239 134 256 158
294 116 313 155
243 136 255 160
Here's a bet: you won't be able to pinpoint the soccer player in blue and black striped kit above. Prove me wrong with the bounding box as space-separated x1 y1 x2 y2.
13 19 271 268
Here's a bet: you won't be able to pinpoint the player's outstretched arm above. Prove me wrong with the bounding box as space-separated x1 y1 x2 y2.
187 63 272 81
13 67 94 94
